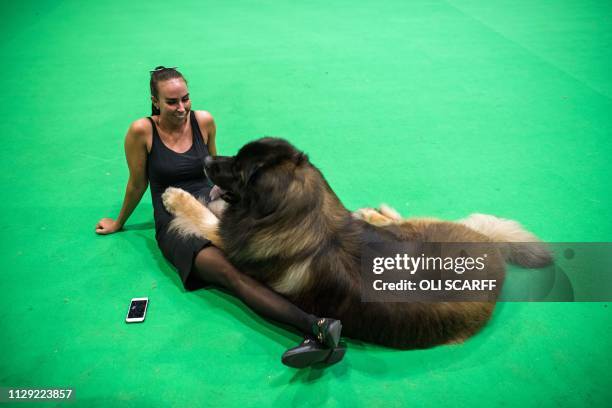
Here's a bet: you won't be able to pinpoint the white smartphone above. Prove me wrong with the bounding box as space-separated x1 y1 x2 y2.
125 297 149 323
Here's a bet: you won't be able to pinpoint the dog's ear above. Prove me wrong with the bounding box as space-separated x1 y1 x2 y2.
245 172 282 219
244 152 303 187
245 161 300 219
244 161 265 187
294 152 308 165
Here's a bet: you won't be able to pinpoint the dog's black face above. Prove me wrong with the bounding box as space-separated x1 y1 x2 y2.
204 137 307 217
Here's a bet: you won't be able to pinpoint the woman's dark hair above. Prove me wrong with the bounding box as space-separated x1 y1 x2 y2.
149 66 187 115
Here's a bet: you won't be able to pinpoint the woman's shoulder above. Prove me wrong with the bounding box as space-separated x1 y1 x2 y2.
130 117 154 133
194 110 216 138
127 117 155 137
194 110 215 126
124 117 154 147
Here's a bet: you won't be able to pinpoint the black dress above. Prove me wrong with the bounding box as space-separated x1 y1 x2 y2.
146 111 213 290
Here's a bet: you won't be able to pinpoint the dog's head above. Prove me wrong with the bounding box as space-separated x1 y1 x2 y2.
204 137 308 218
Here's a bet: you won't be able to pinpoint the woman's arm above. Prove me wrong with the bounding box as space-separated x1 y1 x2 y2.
196 111 222 201
95 119 150 235
196 110 217 156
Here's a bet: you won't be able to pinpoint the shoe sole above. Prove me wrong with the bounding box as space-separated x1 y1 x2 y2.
282 348 332 369
282 344 347 369
323 344 346 365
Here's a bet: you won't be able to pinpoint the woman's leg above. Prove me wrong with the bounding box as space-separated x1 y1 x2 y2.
193 246 317 335
194 246 346 368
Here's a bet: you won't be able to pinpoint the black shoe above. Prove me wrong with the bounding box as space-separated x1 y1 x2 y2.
312 318 342 348
281 337 346 369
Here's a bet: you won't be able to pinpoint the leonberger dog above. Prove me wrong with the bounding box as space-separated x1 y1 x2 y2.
161 137 551 349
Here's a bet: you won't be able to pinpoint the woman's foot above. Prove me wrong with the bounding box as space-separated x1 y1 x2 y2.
281 337 346 368
312 318 342 348
280 318 345 368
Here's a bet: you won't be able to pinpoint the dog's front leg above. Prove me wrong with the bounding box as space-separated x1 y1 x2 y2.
161 187 224 249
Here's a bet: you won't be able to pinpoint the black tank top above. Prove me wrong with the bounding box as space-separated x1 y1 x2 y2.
147 111 212 235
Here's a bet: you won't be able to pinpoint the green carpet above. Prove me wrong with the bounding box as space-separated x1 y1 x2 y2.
1 0 610 406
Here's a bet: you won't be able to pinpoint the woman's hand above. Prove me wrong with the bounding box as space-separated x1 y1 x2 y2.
95 218 122 235
209 185 225 201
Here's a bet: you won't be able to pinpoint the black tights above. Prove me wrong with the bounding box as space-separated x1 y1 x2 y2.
193 246 317 336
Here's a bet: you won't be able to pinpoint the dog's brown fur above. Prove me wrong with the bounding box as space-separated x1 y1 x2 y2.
162 138 552 349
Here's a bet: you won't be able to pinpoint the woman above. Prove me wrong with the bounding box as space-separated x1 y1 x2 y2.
95 67 346 368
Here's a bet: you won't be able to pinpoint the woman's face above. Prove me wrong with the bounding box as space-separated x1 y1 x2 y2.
153 78 191 120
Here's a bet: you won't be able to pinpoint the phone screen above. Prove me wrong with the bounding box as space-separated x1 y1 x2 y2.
128 300 148 319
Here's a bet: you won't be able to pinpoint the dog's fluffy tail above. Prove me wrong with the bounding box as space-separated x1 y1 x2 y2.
458 213 553 268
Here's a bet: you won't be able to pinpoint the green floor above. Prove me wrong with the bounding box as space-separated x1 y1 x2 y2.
1 0 611 406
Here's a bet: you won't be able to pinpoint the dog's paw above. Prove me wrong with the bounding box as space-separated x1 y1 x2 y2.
352 208 385 223
378 204 402 221
352 208 371 220
162 187 191 215
352 207 394 226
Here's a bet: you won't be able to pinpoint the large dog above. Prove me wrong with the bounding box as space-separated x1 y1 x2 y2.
161 138 551 349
